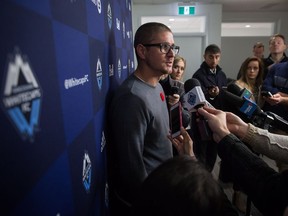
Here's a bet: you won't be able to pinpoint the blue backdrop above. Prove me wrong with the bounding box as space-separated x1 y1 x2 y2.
0 0 134 215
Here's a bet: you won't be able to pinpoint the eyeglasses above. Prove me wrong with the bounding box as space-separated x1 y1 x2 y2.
142 43 180 54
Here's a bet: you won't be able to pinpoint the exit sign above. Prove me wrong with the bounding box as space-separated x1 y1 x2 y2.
178 6 195 15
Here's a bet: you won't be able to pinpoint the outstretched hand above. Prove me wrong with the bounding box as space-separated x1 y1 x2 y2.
168 127 195 159
197 107 230 143
226 112 249 139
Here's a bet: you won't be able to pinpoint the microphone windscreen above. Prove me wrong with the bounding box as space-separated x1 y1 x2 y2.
170 86 180 95
184 78 201 93
222 89 244 108
227 83 242 96
181 109 191 128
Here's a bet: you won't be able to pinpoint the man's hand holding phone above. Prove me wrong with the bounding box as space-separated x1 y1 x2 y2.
168 94 180 106
261 91 273 98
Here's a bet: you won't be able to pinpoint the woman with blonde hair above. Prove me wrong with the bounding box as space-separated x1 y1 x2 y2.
171 55 186 82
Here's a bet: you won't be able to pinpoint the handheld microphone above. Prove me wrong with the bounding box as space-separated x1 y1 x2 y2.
227 83 252 99
169 84 190 129
184 79 217 171
170 86 180 95
222 89 273 129
183 78 213 112
184 78 212 141
227 83 242 96
223 89 261 117
240 88 252 98
266 111 288 133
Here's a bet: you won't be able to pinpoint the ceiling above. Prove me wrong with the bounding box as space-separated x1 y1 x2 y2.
132 0 288 12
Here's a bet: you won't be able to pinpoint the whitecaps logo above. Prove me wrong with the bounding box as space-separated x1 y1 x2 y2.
116 18 120 31
100 131 106 152
1 48 42 141
122 22 126 39
128 59 131 73
109 64 114 77
82 151 92 193
105 182 109 208
96 58 103 90
64 74 89 89
107 3 112 30
92 0 101 14
131 60 134 71
128 1 131 11
127 29 131 40
117 59 121 78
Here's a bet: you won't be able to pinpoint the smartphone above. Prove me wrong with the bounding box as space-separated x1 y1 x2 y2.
261 91 272 97
169 102 183 138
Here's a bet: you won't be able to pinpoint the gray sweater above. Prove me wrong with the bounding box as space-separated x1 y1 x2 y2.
242 123 288 163
108 74 172 203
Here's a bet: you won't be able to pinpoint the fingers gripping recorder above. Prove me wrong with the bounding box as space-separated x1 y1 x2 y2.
183 78 213 141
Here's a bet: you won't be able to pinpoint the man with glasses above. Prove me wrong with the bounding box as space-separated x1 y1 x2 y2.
107 22 180 215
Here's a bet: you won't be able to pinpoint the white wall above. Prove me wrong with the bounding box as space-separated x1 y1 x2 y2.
174 36 203 80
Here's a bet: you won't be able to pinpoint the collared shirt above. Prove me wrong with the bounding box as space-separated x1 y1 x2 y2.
210 68 217 74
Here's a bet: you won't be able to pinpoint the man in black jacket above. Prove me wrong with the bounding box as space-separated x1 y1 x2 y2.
192 44 227 109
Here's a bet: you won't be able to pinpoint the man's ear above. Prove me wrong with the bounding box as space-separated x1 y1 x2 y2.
136 44 147 60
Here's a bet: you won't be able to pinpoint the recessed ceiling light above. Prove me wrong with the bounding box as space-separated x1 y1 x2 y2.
141 16 206 33
222 22 274 36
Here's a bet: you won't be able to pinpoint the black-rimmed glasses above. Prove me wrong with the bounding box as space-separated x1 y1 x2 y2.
142 43 180 54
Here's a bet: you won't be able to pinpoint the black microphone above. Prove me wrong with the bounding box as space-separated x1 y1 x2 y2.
184 78 217 172
184 78 212 141
223 89 262 117
183 78 213 112
227 83 242 96
184 78 200 93
227 83 252 98
169 83 190 129
265 112 288 133
170 85 180 95
222 89 273 129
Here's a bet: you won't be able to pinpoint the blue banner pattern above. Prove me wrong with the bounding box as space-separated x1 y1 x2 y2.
0 0 134 215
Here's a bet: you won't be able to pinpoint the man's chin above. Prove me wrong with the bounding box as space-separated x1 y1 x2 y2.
162 70 172 75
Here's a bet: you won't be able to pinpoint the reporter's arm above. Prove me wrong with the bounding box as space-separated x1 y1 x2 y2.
225 111 249 139
223 110 288 164
242 123 288 163
197 107 230 143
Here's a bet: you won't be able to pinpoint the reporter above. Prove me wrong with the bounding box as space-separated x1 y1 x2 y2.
198 107 288 216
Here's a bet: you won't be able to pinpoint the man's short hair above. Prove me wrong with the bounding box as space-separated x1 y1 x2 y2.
253 42 264 49
269 33 286 44
204 44 221 55
133 22 172 49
